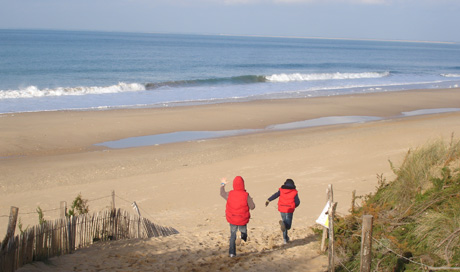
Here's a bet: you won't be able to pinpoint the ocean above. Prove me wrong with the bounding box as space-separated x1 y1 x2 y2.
1 29 460 114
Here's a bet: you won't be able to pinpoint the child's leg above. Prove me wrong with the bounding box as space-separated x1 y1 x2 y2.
229 224 238 256
238 225 248 242
280 212 293 242
284 213 293 230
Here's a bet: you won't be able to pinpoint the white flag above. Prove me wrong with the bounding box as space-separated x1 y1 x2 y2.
316 201 330 228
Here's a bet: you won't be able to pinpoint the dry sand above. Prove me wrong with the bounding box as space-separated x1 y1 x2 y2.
2 88 460 271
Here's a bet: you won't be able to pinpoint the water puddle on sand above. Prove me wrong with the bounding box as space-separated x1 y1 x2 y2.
95 129 259 149
401 108 460 116
94 108 460 149
95 116 382 149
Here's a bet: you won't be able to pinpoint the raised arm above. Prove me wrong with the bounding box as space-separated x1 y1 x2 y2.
220 177 229 200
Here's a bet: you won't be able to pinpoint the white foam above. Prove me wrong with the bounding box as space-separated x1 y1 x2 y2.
0 82 146 99
266 72 389 82
441 73 460 78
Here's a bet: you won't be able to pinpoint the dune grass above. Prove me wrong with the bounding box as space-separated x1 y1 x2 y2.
317 136 460 271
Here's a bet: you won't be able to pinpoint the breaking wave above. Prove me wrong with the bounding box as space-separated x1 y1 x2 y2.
144 75 266 89
144 72 390 89
266 72 390 82
0 82 145 99
0 72 390 99
441 73 460 78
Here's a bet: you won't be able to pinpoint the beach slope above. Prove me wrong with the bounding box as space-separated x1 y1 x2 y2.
2 88 460 271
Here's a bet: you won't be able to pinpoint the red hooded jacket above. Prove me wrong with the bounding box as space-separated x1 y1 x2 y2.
226 176 250 226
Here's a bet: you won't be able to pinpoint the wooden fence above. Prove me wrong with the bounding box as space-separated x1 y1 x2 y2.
0 208 178 272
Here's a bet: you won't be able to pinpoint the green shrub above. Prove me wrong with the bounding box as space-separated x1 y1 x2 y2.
66 193 89 217
36 206 45 225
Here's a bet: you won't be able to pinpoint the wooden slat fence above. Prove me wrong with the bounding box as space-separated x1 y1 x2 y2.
0 208 178 272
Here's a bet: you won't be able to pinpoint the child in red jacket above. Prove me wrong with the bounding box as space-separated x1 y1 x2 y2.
220 176 256 257
265 179 300 244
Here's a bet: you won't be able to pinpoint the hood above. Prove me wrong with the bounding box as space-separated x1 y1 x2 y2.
281 178 296 189
233 176 246 191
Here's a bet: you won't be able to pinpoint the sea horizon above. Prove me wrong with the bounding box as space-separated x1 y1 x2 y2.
3 27 458 44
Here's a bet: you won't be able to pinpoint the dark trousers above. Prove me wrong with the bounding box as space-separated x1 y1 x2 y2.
229 224 247 255
280 212 293 241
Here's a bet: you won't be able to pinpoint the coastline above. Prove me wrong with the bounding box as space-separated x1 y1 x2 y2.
3 87 460 270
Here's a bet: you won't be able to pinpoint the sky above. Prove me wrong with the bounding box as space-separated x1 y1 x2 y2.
1 0 460 42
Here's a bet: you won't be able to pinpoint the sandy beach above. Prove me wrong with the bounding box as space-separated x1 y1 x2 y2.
2 88 460 271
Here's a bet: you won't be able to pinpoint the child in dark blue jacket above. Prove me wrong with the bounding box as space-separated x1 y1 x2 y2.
265 179 300 243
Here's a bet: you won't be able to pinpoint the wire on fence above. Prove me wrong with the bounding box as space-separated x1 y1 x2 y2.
115 194 132 205
372 237 460 271
86 195 111 203
2 194 112 217
115 195 156 222
18 207 60 215
335 256 354 272
114 194 176 228
334 188 369 195
1 193 158 224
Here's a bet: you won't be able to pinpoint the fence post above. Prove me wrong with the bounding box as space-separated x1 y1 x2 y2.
110 191 116 240
360 215 374 272
328 202 338 272
132 202 141 217
60 201 67 218
111 190 116 212
321 184 333 252
351 190 356 214
1 206 19 250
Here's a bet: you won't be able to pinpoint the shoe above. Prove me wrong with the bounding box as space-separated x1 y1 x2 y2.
229 254 236 258
279 220 286 232
241 232 247 242
284 237 290 244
